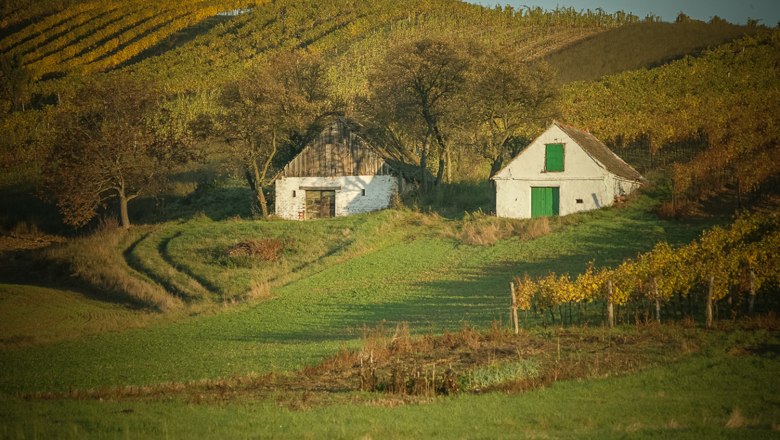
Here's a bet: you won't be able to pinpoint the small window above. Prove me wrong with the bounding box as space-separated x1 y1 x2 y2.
361 189 366 196
545 143 564 172
576 198 583 204
292 190 296 198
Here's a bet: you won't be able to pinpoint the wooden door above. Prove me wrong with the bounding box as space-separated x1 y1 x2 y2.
305 190 335 219
531 187 559 218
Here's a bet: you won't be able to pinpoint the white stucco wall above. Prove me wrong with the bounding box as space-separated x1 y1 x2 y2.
493 125 638 219
274 175 398 220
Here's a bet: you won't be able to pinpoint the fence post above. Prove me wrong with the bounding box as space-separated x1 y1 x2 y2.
607 280 615 329
653 276 661 324
510 281 519 335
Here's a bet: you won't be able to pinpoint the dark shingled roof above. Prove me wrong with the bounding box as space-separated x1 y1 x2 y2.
555 121 644 182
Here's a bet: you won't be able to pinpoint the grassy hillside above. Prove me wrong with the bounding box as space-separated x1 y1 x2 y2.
0 5 777 437
562 29 780 214
0 192 727 393
0 0 268 78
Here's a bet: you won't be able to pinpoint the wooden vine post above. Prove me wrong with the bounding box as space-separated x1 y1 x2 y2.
510 281 519 335
706 275 714 328
653 276 661 324
607 280 615 329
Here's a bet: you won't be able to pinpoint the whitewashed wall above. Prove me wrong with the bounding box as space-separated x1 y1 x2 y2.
493 125 638 219
274 175 397 220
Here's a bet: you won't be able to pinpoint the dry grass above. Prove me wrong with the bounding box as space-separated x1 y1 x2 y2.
42 222 181 311
725 407 754 429
448 212 551 246
246 279 273 301
22 322 709 407
226 238 284 261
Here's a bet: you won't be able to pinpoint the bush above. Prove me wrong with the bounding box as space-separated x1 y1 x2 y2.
226 238 284 261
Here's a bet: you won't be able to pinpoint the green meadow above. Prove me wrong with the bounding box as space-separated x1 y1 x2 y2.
5 189 777 438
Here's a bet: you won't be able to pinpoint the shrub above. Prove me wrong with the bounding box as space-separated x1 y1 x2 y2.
226 238 284 261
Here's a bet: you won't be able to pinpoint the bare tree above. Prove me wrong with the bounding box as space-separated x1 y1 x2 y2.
218 51 329 217
43 75 194 228
368 38 468 187
459 47 559 178
0 54 34 112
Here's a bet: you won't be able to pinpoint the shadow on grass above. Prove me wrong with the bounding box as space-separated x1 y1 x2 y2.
131 185 255 225
403 181 494 219
225 202 726 343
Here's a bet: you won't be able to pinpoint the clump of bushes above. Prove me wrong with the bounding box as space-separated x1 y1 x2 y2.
226 238 284 261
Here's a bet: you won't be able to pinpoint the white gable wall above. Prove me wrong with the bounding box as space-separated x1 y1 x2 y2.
275 175 397 220
494 125 631 219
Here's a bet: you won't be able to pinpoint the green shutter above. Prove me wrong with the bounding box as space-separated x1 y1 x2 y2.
531 187 560 218
545 144 564 172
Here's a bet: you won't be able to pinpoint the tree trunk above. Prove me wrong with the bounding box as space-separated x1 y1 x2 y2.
432 125 447 186
445 145 452 183
706 275 714 329
251 159 269 217
119 192 131 228
489 155 504 179
420 140 429 191
435 157 445 186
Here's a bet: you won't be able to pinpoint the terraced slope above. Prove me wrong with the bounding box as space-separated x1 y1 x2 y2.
3 0 631 93
544 20 754 83
0 0 269 78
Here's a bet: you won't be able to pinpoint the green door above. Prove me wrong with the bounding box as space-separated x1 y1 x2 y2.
531 187 559 218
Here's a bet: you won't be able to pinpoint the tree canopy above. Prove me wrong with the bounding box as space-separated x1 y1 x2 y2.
43 75 195 228
216 50 330 216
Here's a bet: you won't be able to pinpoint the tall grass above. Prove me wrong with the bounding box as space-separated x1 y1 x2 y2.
43 219 181 311
446 211 552 246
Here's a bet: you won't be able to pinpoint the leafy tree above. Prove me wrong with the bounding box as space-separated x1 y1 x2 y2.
368 38 468 187
43 75 194 228
217 50 329 217
459 47 559 178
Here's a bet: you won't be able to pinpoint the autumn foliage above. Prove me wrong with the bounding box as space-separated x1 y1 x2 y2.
513 212 780 325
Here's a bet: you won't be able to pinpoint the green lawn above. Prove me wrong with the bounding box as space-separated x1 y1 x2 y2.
2 193 761 438
2 337 777 439
0 284 158 348
0 196 719 393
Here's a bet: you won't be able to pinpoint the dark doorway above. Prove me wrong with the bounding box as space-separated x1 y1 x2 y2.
305 190 336 219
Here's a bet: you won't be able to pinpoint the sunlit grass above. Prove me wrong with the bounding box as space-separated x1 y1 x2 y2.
0 191 726 395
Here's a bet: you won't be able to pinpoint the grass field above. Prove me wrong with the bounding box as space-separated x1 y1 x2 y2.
1 328 777 438
1 185 775 438
0 284 158 348
0 193 722 393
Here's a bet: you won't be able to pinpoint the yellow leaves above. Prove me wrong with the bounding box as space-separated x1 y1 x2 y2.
512 211 778 313
512 274 535 312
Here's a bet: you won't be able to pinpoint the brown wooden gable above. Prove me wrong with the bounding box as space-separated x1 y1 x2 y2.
282 119 392 178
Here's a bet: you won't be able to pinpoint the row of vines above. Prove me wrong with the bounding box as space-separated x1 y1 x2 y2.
510 212 780 330
0 0 269 78
563 29 780 215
